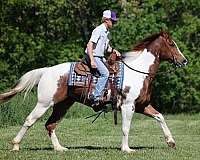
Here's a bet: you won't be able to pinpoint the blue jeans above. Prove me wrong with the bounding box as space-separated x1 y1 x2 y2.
93 57 109 100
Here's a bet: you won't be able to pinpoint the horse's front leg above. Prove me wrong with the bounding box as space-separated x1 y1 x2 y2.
143 105 176 148
121 102 135 153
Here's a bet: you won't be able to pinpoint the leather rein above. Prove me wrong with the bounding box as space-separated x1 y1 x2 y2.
121 59 177 77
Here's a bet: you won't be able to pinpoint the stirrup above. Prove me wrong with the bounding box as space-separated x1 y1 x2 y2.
89 94 100 106
91 100 100 107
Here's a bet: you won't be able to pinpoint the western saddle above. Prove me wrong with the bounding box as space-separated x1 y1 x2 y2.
73 52 121 112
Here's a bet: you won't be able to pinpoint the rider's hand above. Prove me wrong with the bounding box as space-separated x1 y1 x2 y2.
91 61 97 69
113 49 121 57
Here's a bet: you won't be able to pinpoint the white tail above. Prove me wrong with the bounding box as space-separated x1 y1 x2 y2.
0 67 48 103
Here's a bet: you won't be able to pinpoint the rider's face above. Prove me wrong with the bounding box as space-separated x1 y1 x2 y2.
104 18 117 29
106 19 113 29
107 19 116 29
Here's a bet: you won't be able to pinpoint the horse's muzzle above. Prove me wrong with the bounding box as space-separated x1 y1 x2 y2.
182 59 188 66
175 58 188 67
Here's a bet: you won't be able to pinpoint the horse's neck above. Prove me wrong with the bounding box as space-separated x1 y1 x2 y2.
123 50 142 62
123 49 156 73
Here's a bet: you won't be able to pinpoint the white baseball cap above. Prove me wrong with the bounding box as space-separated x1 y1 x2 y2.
103 10 117 21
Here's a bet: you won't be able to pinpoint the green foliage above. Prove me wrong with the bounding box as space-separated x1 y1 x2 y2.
0 0 200 113
112 0 200 113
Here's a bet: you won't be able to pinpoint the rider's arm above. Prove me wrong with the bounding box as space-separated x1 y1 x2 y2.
107 44 121 56
87 28 101 68
87 41 96 68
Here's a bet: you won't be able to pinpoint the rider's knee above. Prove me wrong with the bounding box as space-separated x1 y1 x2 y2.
103 69 109 77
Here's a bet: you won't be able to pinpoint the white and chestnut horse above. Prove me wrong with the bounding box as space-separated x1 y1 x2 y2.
0 31 188 153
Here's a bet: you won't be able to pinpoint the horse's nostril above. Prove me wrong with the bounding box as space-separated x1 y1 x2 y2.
183 59 188 65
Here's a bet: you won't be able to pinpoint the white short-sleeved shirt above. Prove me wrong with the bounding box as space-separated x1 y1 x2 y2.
86 23 109 57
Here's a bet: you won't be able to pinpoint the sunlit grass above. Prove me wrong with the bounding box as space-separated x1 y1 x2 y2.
0 113 200 160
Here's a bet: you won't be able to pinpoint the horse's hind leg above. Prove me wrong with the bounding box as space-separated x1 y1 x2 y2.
45 98 74 151
142 105 176 148
12 101 52 151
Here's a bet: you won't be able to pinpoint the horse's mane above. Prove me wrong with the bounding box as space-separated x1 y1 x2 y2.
132 31 169 51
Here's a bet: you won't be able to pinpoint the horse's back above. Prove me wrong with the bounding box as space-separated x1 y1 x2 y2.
37 62 72 100
49 62 72 74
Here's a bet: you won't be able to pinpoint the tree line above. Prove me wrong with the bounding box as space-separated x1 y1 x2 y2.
1 0 200 113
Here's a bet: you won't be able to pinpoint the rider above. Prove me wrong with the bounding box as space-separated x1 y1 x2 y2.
85 10 121 106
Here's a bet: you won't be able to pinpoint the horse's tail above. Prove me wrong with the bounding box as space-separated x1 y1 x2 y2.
0 67 48 104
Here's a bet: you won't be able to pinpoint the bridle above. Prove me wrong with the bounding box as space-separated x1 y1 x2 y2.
121 59 177 77
120 36 184 76
120 46 179 77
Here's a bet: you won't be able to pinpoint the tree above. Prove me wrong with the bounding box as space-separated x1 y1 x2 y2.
0 0 200 112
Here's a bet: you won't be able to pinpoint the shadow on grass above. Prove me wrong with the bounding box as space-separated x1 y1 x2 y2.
19 145 161 151
0 147 53 151
25 147 53 151
67 145 160 151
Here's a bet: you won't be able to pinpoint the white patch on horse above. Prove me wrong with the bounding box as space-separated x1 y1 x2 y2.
123 49 155 101
120 49 156 152
38 63 71 103
123 50 142 62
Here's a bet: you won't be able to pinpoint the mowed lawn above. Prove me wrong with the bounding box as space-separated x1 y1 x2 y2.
0 113 200 160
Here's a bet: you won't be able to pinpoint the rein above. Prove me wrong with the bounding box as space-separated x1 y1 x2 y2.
121 59 177 76
121 60 149 75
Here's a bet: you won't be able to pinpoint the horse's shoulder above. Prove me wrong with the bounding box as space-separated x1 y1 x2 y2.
123 51 142 62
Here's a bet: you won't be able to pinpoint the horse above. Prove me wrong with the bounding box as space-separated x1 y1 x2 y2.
0 31 188 153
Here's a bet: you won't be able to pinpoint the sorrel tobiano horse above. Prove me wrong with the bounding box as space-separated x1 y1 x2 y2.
0 31 188 153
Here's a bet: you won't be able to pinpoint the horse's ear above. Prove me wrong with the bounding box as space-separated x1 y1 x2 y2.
160 30 170 39
160 31 174 45
160 29 165 33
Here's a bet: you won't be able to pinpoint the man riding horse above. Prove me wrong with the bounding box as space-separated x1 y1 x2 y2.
0 12 188 152
85 10 121 106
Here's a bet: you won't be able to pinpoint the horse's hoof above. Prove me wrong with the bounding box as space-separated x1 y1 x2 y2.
167 141 176 149
121 147 136 153
54 146 68 152
166 138 176 149
12 144 20 151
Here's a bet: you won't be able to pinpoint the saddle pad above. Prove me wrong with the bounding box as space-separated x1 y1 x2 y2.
68 62 124 90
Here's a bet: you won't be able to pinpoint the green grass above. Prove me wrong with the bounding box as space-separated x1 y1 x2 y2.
0 113 200 160
0 92 95 127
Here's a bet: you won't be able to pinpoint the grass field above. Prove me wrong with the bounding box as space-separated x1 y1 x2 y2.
0 112 200 160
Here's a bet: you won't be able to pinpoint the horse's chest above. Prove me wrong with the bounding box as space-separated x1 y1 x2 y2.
123 71 147 101
122 50 155 102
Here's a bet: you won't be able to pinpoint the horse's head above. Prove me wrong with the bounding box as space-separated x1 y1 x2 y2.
132 31 188 67
158 32 188 67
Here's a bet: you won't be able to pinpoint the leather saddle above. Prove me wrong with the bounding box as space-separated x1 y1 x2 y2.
69 53 123 115
74 52 120 76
